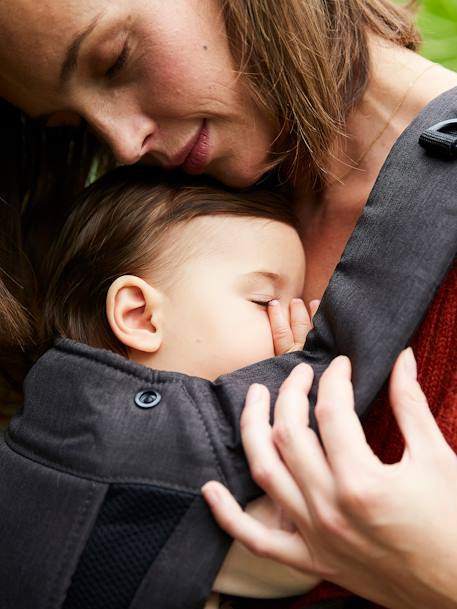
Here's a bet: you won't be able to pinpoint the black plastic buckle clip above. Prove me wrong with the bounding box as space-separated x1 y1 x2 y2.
419 119 457 159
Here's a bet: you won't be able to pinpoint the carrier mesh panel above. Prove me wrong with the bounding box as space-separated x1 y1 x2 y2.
63 484 196 609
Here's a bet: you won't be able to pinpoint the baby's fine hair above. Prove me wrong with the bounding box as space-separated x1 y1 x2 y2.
41 166 297 356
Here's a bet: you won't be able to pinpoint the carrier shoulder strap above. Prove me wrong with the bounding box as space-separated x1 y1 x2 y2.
3 87 457 609
87 85 457 608
303 87 457 424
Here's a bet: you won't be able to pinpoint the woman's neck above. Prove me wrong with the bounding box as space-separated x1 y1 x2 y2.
327 35 457 189
295 35 457 302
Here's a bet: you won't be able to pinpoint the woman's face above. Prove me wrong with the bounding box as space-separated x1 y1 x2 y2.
0 0 275 187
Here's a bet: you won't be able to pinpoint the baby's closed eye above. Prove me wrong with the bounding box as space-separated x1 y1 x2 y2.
250 297 275 308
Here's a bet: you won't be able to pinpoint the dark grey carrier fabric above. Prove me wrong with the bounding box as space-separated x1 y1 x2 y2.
3 343 248 609
63 485 196 609
0 438 107 609
1 86 456 609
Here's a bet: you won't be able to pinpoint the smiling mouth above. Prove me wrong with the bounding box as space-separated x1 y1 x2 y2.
180 120 209 175
144 120 210 173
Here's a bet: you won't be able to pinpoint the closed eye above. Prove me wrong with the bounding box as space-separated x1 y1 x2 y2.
106 42 130 79
250 299 272 308
38 111 83 129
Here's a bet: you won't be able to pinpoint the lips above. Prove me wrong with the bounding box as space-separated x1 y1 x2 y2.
150 121 210 174
180 120 209 175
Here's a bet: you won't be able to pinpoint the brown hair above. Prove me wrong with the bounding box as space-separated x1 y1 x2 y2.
0 100 103 352
222 0 419 181
41 165 296 356
0 0 419 369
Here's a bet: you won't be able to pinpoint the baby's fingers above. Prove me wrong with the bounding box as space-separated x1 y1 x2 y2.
268 299 309 355
309 300 320 320
291 299 311 347
268 300 295 354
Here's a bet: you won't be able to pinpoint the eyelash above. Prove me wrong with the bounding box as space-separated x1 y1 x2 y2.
106 43 130 79
251 299 272 308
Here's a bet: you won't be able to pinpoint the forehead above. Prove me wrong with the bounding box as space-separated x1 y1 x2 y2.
0 0 223 115
181 215 305 286
0 0 106 60
0 0 112 108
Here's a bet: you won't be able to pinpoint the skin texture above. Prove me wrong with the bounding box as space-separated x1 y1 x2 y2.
105 213 314 607
2 1 457 294
2 1 457 606
106 215 307 380
203 352 457 609
0 0 274 187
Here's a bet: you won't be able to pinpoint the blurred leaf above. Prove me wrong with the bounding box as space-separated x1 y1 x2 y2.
417 0 457 70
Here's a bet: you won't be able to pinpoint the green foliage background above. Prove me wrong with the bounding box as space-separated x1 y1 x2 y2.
417 0 457 70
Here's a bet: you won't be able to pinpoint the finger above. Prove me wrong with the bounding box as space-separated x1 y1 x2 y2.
316 357 378 477
273 364 335 502
241 382 312 522
290 299 312 346
273 362 314 429
389 348 447 456
201 481 315 572
309 299 320 321
268 300 295 355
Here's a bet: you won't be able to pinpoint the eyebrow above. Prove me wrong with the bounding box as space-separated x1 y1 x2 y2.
243 271 282 283
60 14 104 84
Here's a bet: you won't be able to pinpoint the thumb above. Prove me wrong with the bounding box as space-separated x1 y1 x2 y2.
389 348 446 456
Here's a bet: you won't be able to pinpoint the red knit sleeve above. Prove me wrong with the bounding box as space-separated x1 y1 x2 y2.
234 260 457 609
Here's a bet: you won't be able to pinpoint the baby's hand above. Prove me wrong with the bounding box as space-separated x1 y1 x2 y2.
268 299 319 355
211 494 319 598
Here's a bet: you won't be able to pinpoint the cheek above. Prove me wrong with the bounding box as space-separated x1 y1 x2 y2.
167 295 275 378
138 51 233 118
137 17 236 111
214 308 275 370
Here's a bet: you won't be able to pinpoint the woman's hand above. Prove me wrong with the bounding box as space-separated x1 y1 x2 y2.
202 349 457 609
212 494 319 599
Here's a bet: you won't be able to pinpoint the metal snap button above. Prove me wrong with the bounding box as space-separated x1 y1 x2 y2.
134 389 162 409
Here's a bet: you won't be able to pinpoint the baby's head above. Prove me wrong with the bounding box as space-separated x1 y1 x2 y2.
42 166 305 380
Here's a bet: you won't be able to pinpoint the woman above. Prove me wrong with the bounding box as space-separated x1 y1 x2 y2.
0 1 456 608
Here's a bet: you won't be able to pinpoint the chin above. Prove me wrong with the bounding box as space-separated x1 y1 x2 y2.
212 159 270 189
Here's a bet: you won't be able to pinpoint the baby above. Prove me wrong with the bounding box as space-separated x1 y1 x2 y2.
39 165 319 606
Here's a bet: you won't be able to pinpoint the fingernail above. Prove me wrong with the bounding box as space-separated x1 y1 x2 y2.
291 298 304 305
329 356 351 378
269 299 279 307
309 299 320 318
247 383 265 402
201 483 219 507
403 347 417 380
334 354 350 367
293 363 313 379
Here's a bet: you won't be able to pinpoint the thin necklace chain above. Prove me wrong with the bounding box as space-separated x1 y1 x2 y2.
333 62 437 185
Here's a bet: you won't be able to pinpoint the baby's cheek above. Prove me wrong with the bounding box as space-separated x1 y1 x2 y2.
237 319 275 366
207 311 275 378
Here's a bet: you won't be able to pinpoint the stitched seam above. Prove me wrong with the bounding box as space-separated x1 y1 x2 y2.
152 497 199 569
47 482 100 609
55 343 195 386
3 435 202 493
55 347 156 384
151 495 198 564
131 495 199 609
181 383 227 485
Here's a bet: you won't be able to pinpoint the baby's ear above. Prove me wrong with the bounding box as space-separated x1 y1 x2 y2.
106 275 164 354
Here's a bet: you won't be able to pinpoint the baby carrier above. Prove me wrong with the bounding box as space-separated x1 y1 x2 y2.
1 88 456 609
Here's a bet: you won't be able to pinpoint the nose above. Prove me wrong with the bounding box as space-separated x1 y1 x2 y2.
86 108 156 166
